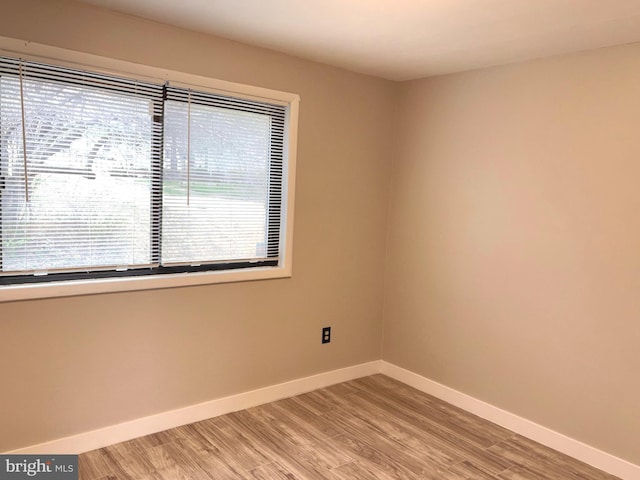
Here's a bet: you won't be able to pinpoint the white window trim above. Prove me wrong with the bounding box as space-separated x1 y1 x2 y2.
0 36 299 303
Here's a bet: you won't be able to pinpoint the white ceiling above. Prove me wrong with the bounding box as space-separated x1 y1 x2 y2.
79 0 640 81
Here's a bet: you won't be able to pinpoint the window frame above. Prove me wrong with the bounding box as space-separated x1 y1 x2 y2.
0 37 299 302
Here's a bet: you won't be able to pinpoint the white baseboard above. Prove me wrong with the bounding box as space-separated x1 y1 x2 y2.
8 360 382 455
10 359 639 480
380 361 640 480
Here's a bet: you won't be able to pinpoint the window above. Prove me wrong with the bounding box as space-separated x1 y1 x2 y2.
161 87 284 267
0 54 297 298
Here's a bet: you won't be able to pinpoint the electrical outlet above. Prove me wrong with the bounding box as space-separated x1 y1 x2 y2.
322 326 331 344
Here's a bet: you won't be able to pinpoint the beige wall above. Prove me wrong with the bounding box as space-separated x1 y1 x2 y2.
0 0 395 451
384 43 640 464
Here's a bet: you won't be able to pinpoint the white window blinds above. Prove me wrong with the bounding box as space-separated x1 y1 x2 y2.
0 57 163 275
162 87 285 266
0 56 288 284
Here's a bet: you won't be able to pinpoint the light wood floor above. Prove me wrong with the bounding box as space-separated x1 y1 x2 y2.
79 375 620 479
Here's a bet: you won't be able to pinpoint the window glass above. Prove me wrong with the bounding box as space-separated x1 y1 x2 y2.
0 76 154 273
162 100 271 265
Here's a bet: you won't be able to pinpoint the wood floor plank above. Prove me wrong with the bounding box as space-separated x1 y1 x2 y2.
79 450 114 480
350 374 406 392
79 375 621 480
347 386 514 475
328 434 421 480
317 380 361 397
324 408 454 477
353 375 513 449
186 416 272 472
497 464 571 480
273 396 347 438
290 439 353 471
328 460 400 480
489 435 620 480
293 389 354 415
248 400 336 447
135 465 194 480
143 444 178 472
327 389 465 468
100 442 157 479
246 461 300 480
142 440 217 480
444 460 505 479
227 409 335 480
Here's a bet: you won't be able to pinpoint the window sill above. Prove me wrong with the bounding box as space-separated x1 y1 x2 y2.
0 265 291 303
